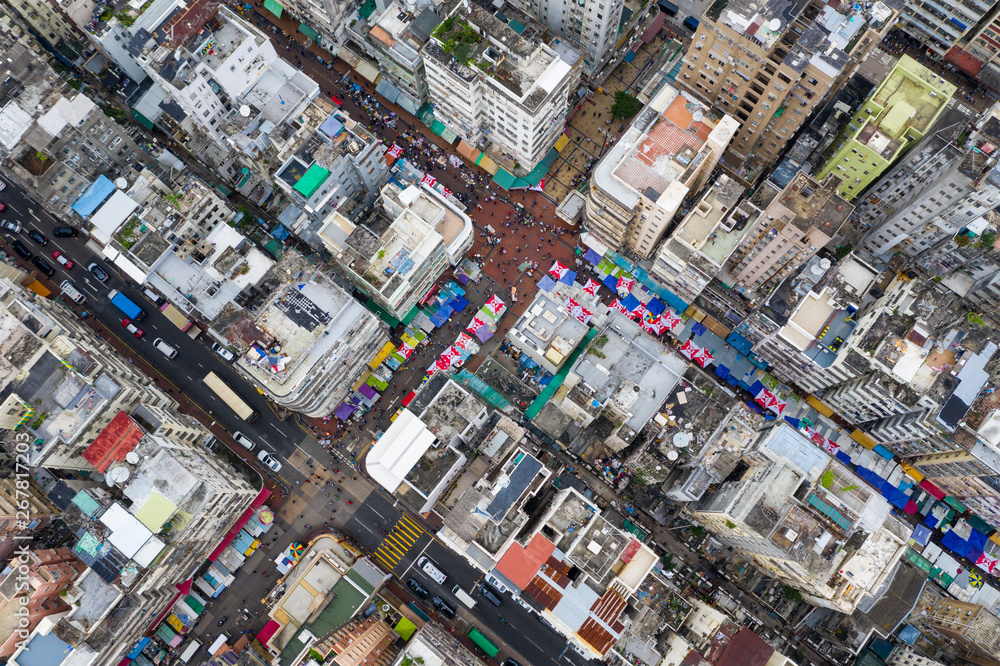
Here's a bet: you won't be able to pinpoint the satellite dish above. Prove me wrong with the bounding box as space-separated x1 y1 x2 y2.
768 18 781 30
667 450 679 461
107 466 131 485
115 177 128 189
692 110 704 122
239 105 251 117
125 452 140 464
811 262 824 275
819 258 832 270
673 432 692 448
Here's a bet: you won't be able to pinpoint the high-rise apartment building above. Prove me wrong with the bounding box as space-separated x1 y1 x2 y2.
0 548 85 656
4 0 88 61
726 172 852 303
319 181 474 321
855 101 994 259
898 0 995 60
923 598 1000 665
583 84 738 257
816 56 956 201
675 0 896 183
506 0 624 71
422 3 581 172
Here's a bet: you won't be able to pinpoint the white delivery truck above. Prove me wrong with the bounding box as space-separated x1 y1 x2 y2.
418 556 447 584
179 640 202 663
452 585 477 608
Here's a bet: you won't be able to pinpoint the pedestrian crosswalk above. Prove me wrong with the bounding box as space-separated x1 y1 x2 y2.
372 514 425 571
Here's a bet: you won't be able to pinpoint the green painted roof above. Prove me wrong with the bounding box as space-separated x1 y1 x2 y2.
508 20 525 33
294 164 330 198
304 576 369 637
359 0 377 19
346 567 376 594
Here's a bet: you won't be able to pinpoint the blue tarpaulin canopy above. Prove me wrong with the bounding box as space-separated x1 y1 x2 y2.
603 274 619 291
621 294 641 311
911 524 932 546
585 249 603 265
691 322 707 336
646 298 665 315
559 270 577 285
537 275 557 292
714 365 729 379
72 175 116 218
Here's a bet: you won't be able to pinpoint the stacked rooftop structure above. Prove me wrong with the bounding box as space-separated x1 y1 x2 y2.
583 84 739 258
236 270 389 417
689 423 908 613
422 2 581 173
319 181 474 321
815 55 957 201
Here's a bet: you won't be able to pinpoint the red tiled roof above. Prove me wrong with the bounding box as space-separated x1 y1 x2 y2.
495 534 556 590
82 411 144 472
714 628 774 666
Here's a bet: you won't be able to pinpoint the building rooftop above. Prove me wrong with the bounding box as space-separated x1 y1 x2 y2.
595 86 719 210
81 411 144 473
864 56 956 139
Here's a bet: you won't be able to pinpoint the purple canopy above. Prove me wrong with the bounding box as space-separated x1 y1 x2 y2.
334 403 355 421
475 325 494 343
359 384 377 399
537 275 558 292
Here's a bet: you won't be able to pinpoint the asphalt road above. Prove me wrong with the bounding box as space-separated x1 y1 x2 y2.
0 179 309 468
347 491 594 666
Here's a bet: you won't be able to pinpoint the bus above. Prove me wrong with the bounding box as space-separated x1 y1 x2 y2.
467 627 499 658
203 372 259 423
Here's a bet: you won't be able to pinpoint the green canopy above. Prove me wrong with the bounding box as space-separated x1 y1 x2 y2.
492 168 517 190
263 0 283 16
294 164 330 198
298 23 319 40
131 110 154 130
431 120 447 136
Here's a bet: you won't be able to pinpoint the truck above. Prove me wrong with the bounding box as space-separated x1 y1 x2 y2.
452 585 477 608
683 16 700 30
108 289 146 321
418 556 447 584
160 303 201 338
179 640 202 663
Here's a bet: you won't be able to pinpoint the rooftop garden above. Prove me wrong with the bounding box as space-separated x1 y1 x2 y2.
432 16 483 66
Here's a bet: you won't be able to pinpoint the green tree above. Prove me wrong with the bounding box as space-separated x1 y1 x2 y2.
955 233 971 247
611 91 641 120
783 586 803 602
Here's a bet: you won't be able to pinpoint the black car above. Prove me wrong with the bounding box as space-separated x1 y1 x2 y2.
406 578 429 599
10 240 31 260
30 257 55 277
52 227 78 237
504 660 523 666
88 262 109 283
27 229 47 246
431 596 455 618
479 584 503 607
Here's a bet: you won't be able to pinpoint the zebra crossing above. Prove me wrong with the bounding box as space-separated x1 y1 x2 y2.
372 514 426 571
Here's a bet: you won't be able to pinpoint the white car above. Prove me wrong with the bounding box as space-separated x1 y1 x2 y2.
211 342 236 362
257 449 282 472
0 181 8 191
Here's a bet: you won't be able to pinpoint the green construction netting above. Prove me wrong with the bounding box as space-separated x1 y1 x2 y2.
492 168 517 190
453 370 511 410
358 0 377 19
294 164 330 198
263 0 283 16
298 23 319 40
526 328 597 420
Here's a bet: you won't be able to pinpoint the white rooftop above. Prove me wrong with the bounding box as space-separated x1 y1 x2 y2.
365 408 437 492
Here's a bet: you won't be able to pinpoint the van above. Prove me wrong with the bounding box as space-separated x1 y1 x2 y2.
431 596 456 618
153 338 178 359
233 431 256 451
141 286 165 306
683 16 700 30
61 281 86 304
452 585 477 608
479 584 502 607
658 0 678 15
418 556 447 584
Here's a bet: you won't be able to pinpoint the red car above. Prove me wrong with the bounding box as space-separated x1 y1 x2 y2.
0 203 8 213
121 318 144 338
52 250 73 269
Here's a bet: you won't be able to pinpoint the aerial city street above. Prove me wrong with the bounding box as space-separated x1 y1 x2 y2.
3 0 1000 665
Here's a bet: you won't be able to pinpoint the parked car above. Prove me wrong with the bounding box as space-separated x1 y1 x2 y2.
52 227 78 237
479 584 503 607
407 579 429 599
88 263 109 283
431 596 455 618
0 220 21 233
52 250 73 269
30 257 54 277
10 240 30 260
211 342 236 362
121 318 144 338
0 203 8 213
0 180 8 190
233 431 256 451
257 449 282 472
26 229 47 246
